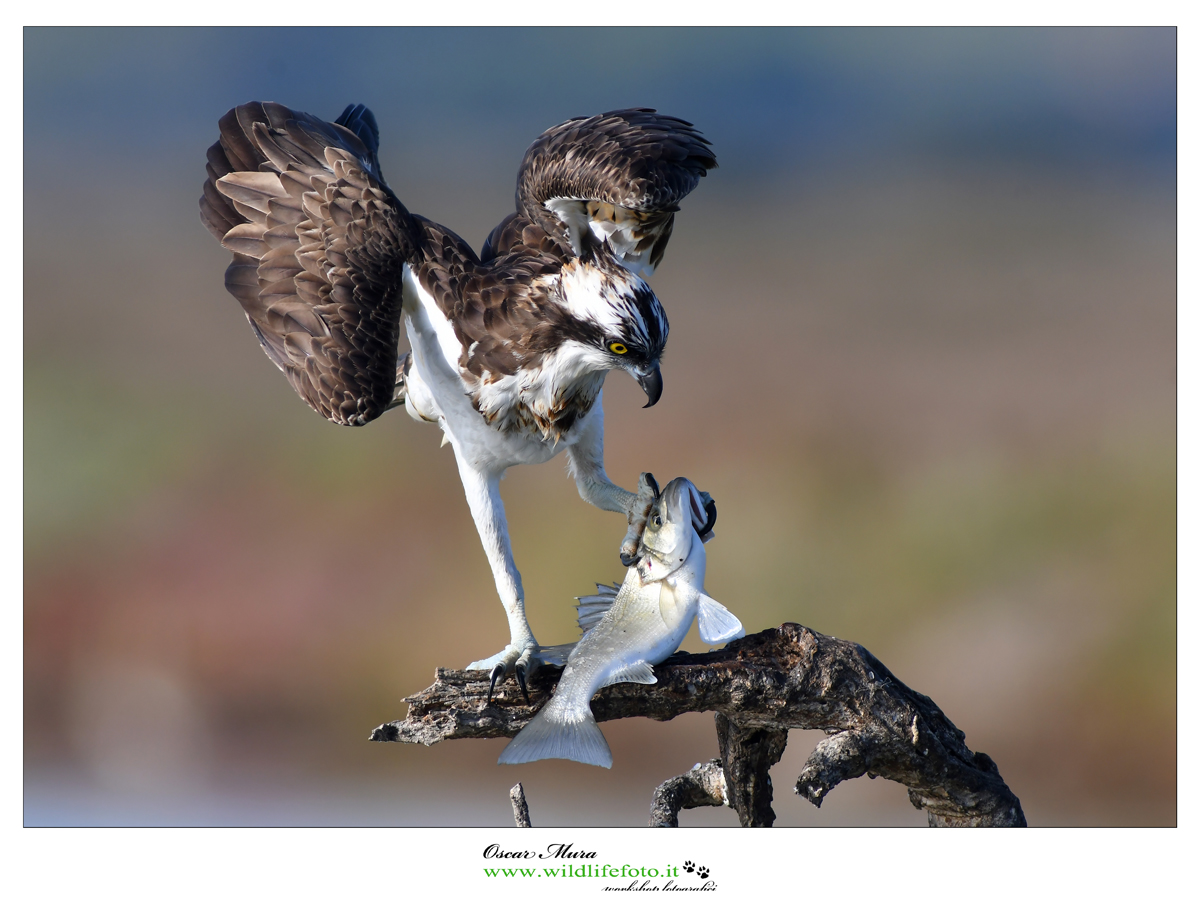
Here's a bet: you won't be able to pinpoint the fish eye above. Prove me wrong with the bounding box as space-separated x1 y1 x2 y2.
609 342 628 355
653 515 662 526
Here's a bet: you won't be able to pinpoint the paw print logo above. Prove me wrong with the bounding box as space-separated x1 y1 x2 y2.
696 866 710 880
682 861 695 873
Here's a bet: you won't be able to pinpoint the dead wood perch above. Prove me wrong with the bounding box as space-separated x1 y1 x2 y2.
509 782 532 827
371 623 1026 827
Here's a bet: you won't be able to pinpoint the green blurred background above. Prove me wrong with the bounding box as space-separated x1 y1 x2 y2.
24 27 1175 825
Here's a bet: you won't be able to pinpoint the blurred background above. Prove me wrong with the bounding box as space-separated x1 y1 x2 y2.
24 27 1175 826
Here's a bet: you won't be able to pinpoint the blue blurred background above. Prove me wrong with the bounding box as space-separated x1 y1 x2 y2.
24 27 1176 825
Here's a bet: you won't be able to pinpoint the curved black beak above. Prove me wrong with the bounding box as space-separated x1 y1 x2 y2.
636 364 663 408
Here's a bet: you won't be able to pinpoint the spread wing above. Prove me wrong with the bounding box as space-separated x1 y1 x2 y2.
200 101 419 426
506 108 717 277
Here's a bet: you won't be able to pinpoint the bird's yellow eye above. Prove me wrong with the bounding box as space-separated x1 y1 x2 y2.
609 342 628 355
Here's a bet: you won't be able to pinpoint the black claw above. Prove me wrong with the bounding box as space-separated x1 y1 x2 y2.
700 497 717 538
643 472 660 499
488 664 505 704
515 665 530 703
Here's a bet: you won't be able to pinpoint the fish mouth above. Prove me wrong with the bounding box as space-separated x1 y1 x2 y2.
662 477 711 534
637 477 706 580
637 477 713 579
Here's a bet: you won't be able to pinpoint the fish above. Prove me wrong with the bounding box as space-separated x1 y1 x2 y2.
498 475 745 768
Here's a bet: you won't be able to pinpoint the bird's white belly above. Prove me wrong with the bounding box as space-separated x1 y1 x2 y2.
401 267 568 473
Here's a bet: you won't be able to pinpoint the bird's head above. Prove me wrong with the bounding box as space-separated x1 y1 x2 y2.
557 259 669 407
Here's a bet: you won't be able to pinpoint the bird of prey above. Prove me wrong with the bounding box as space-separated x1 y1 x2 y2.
199 101 716 696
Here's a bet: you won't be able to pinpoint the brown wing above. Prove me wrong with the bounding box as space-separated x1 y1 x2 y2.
479 212 566 264
514 109 717 273
415 219 592 381
200 101 418 426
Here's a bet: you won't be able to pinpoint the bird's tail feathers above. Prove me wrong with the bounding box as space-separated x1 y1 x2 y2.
498 703 612 768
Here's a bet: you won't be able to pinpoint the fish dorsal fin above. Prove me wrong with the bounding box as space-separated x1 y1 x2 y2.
697 593 746 645
598 660 657 689
575 582 621 635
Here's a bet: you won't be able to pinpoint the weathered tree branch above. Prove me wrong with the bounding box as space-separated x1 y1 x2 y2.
715 713 789 826
649 760 728 827
370 623 1026 827
509 782 532 827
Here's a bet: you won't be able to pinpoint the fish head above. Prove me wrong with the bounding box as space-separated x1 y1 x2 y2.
637 477 715 582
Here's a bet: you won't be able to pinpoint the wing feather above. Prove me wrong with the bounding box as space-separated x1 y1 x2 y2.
200 101 419 426
514 108 716 275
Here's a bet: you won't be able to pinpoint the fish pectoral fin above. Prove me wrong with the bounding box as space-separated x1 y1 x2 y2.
696 593 746 646
597 660 657 689
575 582 622 636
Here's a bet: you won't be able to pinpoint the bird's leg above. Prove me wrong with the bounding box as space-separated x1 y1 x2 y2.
565 399 658 565
619 473 660 564
454 460 540 692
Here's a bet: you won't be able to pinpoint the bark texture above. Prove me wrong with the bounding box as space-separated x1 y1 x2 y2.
715 713 788 827
648 760 728 827
370 623 1027 827
509 782 532 828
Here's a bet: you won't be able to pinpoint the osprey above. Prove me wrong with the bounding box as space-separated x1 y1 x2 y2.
199 101 716 696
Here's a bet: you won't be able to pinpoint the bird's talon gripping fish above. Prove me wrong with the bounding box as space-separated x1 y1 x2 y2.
498 476 744 769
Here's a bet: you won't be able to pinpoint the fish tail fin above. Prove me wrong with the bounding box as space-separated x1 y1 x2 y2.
498 701 612 769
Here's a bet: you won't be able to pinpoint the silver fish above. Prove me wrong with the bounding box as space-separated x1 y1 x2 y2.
498 476 745 768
